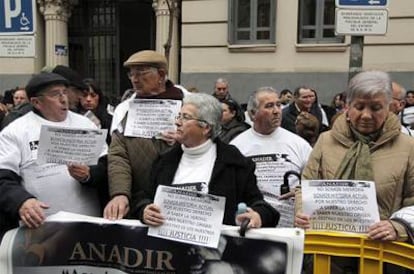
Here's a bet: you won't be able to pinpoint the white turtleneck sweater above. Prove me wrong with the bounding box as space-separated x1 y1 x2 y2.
172 139 217 193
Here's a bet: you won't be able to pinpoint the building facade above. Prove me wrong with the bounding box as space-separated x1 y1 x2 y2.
0 0 413 104
180 0 414 104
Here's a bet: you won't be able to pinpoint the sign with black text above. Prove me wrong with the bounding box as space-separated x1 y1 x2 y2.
149 185 225 248
302 180 380 233
36 125 107 165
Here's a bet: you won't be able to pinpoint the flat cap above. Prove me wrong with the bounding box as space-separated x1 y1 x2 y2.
26 72 68 98
123 50 167 69
52 65 88 90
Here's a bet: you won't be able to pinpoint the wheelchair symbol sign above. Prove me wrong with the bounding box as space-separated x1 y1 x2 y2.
0 0 35 35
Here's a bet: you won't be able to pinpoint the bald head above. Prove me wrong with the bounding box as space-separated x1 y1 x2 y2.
389 82 406 115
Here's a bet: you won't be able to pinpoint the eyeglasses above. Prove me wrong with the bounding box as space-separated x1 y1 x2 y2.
175 113 208 124
127 68 156 79
38 89 68 99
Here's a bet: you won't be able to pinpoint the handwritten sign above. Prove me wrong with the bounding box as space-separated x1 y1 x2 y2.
148 185 225 248
36 125 107 165
301 180 380 233
124 99 181 138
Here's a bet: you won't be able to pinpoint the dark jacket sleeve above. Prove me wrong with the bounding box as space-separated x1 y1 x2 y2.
86 155 109 211
0 169 34 219
131 154 162 222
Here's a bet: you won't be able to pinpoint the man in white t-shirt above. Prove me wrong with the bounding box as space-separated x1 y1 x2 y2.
231 87 312 227
0 72 108 235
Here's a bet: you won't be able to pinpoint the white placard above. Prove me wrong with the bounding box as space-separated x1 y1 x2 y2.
36 125 107 165
250 154 300 227
148 185 225 248
335 8 388 35
0 35 35 57
302 180 380 233
124 99 181 138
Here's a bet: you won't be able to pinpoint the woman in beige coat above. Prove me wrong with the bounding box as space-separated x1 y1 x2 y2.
295 70 414 243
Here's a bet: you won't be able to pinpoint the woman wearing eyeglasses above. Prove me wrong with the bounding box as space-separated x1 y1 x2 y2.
134 93 279 228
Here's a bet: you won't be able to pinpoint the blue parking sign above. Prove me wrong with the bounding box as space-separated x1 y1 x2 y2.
0 0 35 35
336 0 388 8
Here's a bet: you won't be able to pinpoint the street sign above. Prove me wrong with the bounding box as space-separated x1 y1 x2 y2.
335 9 388 35
0 35 35 57
0 0 35 35
336 0 388 9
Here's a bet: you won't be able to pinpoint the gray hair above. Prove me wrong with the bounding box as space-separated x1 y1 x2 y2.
247 86 278 117
347 70 392 105
215 78 229 87
183 93 222 139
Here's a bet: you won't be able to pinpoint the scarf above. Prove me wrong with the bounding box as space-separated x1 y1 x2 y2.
334 126 379 180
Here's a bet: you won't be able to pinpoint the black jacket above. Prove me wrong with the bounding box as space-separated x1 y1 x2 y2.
219 119 250 144
134 139 279 227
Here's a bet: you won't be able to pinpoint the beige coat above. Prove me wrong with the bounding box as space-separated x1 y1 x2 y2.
299 113 414 240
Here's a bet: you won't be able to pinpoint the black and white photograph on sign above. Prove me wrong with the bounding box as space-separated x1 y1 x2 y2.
36 125 107 165
124 99 182 138
301 180 380 233
148 185 226 248
0 212 304 274
249 154 299 227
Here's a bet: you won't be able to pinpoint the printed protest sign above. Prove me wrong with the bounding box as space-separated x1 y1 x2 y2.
302 180 380 233
124 99 181 138
36 125 107 165
148 185 225 248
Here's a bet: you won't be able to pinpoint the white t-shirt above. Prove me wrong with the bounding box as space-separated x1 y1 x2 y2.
231 127 312 227
0 111 108 217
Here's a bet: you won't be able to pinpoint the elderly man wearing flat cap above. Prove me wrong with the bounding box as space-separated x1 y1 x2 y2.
0 72 108 237
104 50 184 220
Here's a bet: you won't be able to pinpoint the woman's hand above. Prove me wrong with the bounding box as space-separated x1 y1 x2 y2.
235 208 262 229
295 212 311 229
367 220 397 241
143 204 165 226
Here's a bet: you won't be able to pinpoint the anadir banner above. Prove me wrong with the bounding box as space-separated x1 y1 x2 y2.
0 212 304 274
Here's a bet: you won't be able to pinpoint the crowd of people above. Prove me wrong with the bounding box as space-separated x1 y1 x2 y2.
0 50 413 273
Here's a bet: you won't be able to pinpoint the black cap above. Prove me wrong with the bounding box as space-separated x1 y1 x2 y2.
52 65 88 90
26 72 69 99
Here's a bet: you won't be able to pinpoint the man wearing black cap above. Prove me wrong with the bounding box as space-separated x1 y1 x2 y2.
43 65 88 112
104 50 184 220
0 72 108 237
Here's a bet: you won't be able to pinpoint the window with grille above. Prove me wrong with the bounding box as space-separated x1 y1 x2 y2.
298 0 344 44
229 0 276 44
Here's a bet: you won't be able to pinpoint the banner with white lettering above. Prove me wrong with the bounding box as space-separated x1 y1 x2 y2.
301 180 380 233
36 125 107 165
124 99 181 138
148 185 225 248
0 212 304 274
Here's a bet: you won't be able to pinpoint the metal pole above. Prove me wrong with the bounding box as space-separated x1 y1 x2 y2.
348 35 364 82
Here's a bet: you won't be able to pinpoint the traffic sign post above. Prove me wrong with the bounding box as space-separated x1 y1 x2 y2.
0 0 36 35
335 0 389 81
